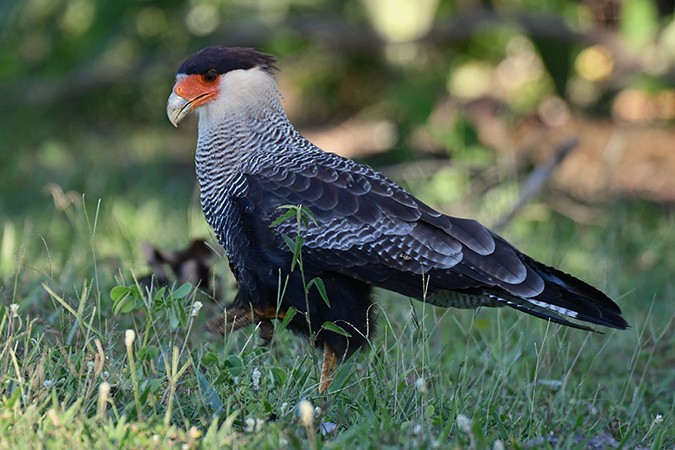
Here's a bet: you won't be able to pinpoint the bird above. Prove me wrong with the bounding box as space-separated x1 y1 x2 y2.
167 46 628 393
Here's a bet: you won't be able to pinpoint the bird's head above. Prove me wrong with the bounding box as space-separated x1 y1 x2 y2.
167 46 278 127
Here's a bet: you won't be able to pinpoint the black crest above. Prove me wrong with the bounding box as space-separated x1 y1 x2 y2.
177 46 277 76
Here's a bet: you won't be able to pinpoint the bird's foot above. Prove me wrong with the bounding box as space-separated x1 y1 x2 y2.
206 306 254 334
207 305 285 345
253 307 286 345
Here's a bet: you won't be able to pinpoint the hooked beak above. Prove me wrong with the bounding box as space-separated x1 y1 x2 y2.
167 91 192 127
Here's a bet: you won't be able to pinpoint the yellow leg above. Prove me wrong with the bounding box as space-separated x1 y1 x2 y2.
319 345 337 394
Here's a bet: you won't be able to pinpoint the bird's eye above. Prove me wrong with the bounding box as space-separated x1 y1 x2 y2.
202 69 218 83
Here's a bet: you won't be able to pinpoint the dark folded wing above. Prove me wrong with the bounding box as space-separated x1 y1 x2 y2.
237 148 627 330
242 150 543 299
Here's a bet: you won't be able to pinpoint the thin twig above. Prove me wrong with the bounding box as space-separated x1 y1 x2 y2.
493 137 579 230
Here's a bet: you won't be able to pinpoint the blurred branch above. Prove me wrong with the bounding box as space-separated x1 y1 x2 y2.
286 15 383 51
426 9 583 43
3 7 671 110
493 137 579 230
548 192 604 225
2 56 147 108
286 9 666 83
0 9 675 110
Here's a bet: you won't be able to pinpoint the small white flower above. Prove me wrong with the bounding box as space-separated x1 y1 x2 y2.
456 414 472 433
412 424 423 435
314 406 321 418
415 377 428 394
245 417 256 432
654 413 663 424
251 368 261 390
9 303 19 318
244 417 264 432
191 301 203 317
298 400 314 428
101 371 109 381
124 329 135 347
43 379 54 388
87 361 95 372
493 439 505 450
280 402 289 414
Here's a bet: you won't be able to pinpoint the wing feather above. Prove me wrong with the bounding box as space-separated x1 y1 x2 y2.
246 151 535 300
231 146 627 331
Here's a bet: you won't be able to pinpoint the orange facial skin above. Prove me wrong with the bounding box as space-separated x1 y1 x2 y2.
173 73 220 108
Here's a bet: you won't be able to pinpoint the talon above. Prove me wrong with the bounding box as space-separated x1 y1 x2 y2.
207 306 286 344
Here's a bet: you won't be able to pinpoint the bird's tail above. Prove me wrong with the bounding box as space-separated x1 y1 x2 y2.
500 256 629 331
426 258 630 331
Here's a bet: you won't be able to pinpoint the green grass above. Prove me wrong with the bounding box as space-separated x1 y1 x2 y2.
0 171 673 449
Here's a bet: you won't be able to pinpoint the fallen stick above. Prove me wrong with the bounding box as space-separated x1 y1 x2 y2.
493 137 579 230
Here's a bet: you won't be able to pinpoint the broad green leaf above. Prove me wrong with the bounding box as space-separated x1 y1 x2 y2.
277 306 297 334
153 287 167 303
270 207 298 227
321 321 352 337
225 354 243 377
112 295 128 315
281 233 295 252
137 346 155 361
201 352 220 367
172 282 192 299
281 233 304 272
308 277 330 307
168 306 179 329
110 286 130 302
298 204 317 226
269 367 287 386
112 287 141 315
